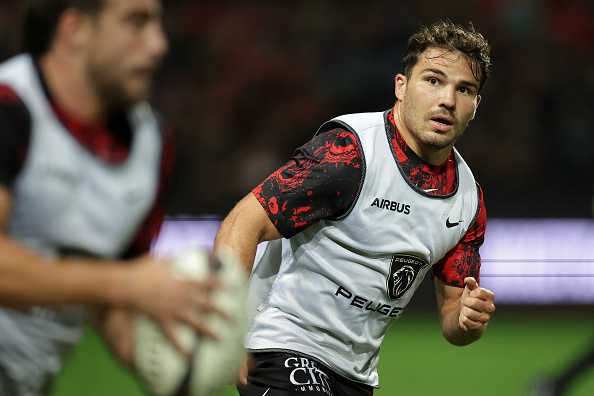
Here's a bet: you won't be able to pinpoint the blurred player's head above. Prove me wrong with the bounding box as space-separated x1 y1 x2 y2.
22 0 168 108
402 20 491 93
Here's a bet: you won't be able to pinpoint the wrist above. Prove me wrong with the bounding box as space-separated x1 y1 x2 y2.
107 262 137 307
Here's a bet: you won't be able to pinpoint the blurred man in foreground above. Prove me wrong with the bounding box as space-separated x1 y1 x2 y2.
0 1 218 394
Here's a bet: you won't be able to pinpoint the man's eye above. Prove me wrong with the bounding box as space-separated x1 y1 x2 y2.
127 14 150 30
428 78 438 85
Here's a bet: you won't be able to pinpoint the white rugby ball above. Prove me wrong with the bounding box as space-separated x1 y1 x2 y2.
134 248 248 396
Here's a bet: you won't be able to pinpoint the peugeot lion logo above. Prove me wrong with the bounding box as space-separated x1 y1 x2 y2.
386 254 429 300
392 265 415 298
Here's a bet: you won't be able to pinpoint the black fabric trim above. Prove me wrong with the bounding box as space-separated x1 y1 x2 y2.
385 110 459 199
468 182 483 230
0 86 32 187
384 110 459 199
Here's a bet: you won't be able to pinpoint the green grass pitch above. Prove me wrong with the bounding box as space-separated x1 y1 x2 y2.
51 307 594 396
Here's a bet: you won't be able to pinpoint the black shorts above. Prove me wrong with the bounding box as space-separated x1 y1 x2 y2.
237 351 374 396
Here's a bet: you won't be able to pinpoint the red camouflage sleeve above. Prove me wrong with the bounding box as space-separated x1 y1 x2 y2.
252 128 363 238
431 183 487 287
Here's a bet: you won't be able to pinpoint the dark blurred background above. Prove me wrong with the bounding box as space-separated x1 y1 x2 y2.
1 0 592 218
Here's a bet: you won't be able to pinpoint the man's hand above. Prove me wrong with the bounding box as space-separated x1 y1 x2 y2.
126 254 224 356
459 277 495 332
95 307 136 370
237 351 253 386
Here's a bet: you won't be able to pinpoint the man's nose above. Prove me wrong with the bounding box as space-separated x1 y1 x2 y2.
147 22 169 59
438 87 456 110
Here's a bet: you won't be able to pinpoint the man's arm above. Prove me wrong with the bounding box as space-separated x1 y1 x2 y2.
435 276 495 346
214 129 362 383
212 192 282 384
0 184 218 356
214 192 282 273
214 127 362 268
432 183 493 345
0 185 131 308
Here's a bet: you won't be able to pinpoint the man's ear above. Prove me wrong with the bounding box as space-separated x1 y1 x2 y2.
395 73 407 101
470 94 481 120
53 8 92 53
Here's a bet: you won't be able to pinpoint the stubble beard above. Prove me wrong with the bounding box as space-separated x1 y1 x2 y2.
87 62 146 113
400 98 466 150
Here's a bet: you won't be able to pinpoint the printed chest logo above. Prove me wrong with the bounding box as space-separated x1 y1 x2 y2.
446 217 463 228
387 254 429 300
370 198 410 214
35 164 80 187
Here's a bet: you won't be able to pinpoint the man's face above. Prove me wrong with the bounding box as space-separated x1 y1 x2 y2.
83 0 168 109
394 47 481 164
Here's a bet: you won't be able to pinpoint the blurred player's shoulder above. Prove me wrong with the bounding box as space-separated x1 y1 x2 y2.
0 83 31 124
0 83 32 185
0 83 23 105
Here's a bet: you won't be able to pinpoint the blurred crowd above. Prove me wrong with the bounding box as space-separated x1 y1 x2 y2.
0 0 592 218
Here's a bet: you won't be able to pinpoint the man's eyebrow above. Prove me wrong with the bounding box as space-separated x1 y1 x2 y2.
421 68 447 77
421 68 479 90
460 80 479 90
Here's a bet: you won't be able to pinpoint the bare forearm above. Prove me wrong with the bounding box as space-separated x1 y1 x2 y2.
0 236 133 309
214 193 282 273
214 213 260 272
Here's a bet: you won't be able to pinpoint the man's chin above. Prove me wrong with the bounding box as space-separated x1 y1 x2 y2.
117 91 150 109
105 91 148 111
127 78 153 101
418 133 451 150
132 87 152 102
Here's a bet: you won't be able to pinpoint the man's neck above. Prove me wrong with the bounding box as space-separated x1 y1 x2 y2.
38 52 105 125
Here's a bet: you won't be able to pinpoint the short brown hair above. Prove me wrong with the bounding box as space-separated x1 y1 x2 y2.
402 20 491 92
21 0 105 59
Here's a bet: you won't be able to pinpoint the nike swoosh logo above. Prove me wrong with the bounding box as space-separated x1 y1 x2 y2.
262 389 271 396
446 218 462 228
423 188 439 193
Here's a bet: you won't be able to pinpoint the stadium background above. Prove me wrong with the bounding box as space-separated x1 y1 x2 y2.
0 0 592 394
